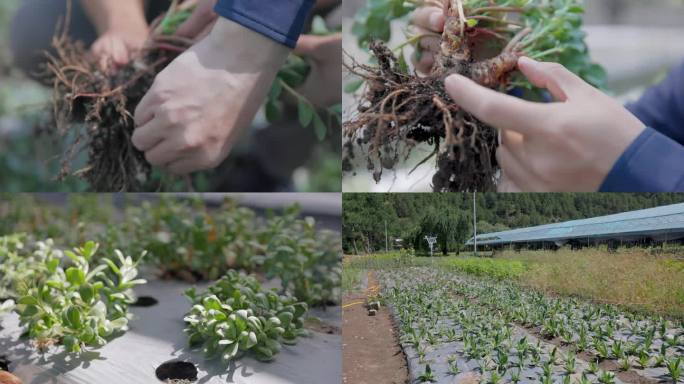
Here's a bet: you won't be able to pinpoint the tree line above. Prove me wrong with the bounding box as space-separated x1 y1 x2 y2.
342 193 684 254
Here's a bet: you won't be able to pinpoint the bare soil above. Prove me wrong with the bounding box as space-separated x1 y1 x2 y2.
342 273 408 384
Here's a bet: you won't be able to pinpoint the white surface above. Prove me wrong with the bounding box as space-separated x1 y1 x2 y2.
0 279 341 384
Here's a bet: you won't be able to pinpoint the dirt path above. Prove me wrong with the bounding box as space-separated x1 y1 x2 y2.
342 272 409 384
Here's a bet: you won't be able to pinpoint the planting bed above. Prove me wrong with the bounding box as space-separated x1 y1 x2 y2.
0 195 343 383
0 277 341 384
378 267 684 384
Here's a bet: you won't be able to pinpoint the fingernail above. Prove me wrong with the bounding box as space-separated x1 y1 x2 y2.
429 13 444 31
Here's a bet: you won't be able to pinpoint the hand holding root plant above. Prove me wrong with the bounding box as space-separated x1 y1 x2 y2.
4 239 146 353
183 271 308 363
343 0 605 191
48 0 341 192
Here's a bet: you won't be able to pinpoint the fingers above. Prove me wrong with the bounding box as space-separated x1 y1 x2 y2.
143 138 178 167
410 6 445 33
92 38 129 70
409 26 439 74
517 57 588 101
167 158 198 175
294 34 341 59
496 145 542 192
500 129 528 166
134 85 160 128
497 172 522 192
445 74 549 135
413 50 435 75
132 117 166 152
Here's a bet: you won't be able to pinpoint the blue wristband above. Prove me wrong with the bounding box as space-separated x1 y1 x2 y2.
214 0 315 48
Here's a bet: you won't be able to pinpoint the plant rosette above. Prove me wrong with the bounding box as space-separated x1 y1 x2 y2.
183 270 308 363
12 241 146 353
254 208 342 306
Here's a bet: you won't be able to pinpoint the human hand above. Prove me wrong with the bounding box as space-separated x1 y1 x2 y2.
294 33 342 108
132 18 289 175
174 0 219 41
409 1 445 74
445 57 646 192
91 23 148 70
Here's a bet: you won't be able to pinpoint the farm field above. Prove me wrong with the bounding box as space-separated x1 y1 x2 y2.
0 194 342 384
344 252 684 384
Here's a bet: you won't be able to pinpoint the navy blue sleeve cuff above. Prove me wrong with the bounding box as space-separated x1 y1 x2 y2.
214 0 315 48
600 127 684 192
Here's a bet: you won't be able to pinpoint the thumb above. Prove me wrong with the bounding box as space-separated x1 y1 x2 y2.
294 35 321 57
517 57 589 101
294 34 341 59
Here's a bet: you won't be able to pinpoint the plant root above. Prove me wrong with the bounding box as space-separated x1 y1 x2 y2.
46 12 190 191
343 0 525 192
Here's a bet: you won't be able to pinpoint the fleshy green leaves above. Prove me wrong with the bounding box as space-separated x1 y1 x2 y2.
183 270 308 363
66 267 86 286
6 239 146 354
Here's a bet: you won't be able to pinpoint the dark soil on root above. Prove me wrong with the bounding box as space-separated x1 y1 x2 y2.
47 35 185 192
343 41 500 192
155 360 198 382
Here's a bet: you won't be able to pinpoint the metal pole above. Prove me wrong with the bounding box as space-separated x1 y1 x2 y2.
385 220 388 253
473 191 477 256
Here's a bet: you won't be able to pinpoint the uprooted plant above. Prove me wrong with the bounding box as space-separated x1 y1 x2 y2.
343 0 605 191
47 0 341 192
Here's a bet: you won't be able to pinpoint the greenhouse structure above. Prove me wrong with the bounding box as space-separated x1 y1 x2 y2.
466 203 684 250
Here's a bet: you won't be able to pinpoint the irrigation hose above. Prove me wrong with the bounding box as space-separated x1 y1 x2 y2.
342 273 381 309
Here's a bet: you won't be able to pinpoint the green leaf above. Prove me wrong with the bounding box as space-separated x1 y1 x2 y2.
344 79 364 94
46 258 60 273
66 267 86 286
265 99 283 123
22 305 38 317
82 241 98 259
103 258 120 275
297 99 315 128
312 113 327 141
18 296 38 306
66 306 82 329
79 284 95 303
64 250 79 264
269 80 283 100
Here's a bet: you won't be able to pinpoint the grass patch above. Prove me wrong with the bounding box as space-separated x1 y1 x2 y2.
441 257 527 280
497 249 684 320
342 263 363 294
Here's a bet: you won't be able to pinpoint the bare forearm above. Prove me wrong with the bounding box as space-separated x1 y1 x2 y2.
80 0 147 34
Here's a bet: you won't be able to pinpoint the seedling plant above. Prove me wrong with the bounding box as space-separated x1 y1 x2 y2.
376 266 684 383
183 270 308 363
2 238 146 353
